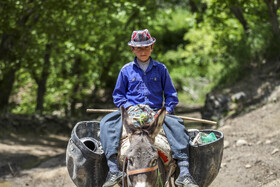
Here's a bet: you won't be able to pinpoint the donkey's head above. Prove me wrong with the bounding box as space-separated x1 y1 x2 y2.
121 106 166 187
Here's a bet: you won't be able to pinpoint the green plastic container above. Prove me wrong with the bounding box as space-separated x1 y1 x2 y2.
201 132 217 143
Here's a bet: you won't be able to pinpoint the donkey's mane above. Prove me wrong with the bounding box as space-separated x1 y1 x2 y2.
129 129 155 146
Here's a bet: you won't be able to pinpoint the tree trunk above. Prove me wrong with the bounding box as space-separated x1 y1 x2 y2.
35 43 52 114
70 86 79 116
264 0 280 35
0 3 36 113
188 0 207 23
0 66 18 112
70 57 82 116
230 5 249 34
0 33 21 112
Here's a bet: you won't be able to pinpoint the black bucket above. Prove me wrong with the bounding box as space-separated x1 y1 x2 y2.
66 121 108 187
188 129 224 187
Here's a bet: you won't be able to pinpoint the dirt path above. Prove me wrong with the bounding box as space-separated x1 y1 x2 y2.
210 101 280 187
0 134 75 187
0 101 279 187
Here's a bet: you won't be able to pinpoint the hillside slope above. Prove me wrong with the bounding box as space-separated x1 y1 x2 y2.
211 98 280 186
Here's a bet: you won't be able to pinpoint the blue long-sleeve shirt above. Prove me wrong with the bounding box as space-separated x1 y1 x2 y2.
113 57 178 114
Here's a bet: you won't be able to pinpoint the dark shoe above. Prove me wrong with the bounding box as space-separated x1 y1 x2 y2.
175 174 199 187
102 171 125 187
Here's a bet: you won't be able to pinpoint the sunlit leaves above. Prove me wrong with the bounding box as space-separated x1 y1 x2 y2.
1 0 279 114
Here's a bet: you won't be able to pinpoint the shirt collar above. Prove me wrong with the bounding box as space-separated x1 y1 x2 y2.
133 56 156 68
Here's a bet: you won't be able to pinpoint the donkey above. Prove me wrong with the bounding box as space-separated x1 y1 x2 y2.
120 106 171 187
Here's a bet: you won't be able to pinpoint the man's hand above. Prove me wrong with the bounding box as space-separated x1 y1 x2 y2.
126 106 132 111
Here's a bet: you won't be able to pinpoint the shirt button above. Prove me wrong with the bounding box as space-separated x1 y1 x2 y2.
145 97 147 99
144 73 146 75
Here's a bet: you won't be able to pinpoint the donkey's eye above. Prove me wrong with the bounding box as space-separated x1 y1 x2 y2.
151 159 157 167
128 159 133 166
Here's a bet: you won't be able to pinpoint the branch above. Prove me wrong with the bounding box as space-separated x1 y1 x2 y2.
230 5 249 34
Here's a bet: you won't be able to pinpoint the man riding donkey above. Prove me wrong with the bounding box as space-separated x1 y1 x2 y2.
100 29 198 187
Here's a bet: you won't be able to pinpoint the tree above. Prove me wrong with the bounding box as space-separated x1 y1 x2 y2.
0 0 36 112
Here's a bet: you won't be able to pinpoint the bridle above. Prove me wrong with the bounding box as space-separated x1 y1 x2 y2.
122 156 162 187
126 164 158 175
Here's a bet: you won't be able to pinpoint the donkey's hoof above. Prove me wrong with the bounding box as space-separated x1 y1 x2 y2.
102 171 125 187
175 174 199 187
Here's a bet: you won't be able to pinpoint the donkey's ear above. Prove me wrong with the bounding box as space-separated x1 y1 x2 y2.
146 107 166 139
121 106 137 135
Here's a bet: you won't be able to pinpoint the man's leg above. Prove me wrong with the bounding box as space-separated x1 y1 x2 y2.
100 111 124 187
163 115 198 187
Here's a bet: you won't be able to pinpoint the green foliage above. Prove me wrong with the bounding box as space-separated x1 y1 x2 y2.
11 70 37 114
1 0 279 115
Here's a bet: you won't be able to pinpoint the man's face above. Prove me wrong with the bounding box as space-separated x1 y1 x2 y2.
131 45 153 62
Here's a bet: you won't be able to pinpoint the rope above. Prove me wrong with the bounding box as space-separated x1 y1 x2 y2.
156 168 164 187
164 160 176 187
122 155 127 187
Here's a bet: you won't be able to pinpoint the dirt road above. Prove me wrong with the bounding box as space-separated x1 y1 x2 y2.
210 100 280 187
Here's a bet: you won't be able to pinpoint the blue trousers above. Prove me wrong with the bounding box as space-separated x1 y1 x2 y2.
100 111 190 161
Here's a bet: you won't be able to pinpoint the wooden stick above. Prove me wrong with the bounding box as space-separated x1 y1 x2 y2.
86 109 217 125
87 109 118 113
176 115 217 125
